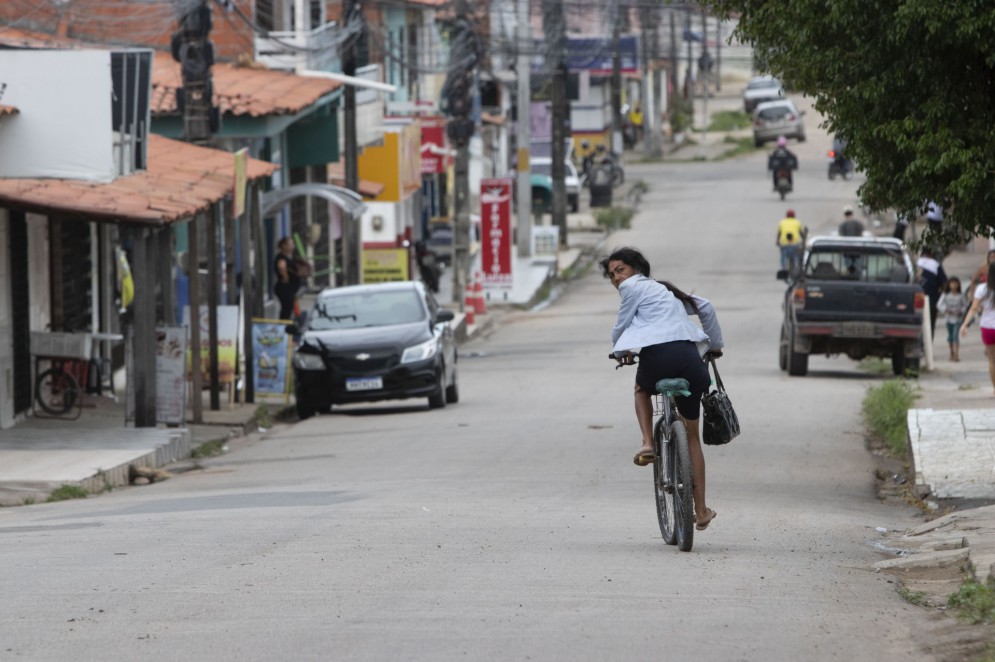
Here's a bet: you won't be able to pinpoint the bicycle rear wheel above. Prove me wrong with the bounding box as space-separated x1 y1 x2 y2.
670 420 695 552
653 418 677 545
35 367 80 417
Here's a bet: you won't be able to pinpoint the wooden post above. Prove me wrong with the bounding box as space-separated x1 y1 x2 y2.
187 214 204 424
224 197 237 306
132 227 157 427
207 203 221 411
240 183 255 404
250 184 266 318
158 227 176 325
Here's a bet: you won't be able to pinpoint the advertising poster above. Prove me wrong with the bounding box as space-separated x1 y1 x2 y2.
362 247 410 283
156 326 187 424
252 319 293 402
182 305 239 384
480 178 513 288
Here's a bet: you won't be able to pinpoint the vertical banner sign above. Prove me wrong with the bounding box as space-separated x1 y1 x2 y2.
155 326 187 424
233 148 248 217
251 319 293 402
480 178 513 288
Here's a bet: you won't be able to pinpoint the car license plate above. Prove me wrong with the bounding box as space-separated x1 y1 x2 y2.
842 322 876 337
346 377 383 392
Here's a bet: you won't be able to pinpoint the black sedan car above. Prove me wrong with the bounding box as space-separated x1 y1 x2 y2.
292 281 459 419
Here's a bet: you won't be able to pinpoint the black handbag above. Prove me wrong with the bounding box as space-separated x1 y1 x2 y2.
701 356 740 445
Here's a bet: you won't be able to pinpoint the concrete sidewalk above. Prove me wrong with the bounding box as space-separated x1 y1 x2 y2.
0 209 608 506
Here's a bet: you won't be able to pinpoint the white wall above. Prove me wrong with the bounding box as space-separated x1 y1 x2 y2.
360 202 400 245
0 50 115 181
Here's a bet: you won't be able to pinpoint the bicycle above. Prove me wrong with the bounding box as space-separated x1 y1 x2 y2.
30 331 91 419
611 354 696 551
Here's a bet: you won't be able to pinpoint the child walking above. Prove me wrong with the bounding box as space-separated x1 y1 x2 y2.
938 277 968 361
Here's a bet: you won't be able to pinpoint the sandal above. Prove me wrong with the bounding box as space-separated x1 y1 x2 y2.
695 508 717 531
633 450 655 466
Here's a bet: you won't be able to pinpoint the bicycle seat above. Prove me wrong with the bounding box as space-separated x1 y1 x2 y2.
655 378 691 397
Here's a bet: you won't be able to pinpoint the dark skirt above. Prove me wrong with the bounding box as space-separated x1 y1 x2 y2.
635 341 710 420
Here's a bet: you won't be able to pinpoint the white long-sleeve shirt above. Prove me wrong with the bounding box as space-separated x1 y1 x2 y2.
611 274 724 356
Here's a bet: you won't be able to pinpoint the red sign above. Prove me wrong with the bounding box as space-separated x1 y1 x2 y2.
420 122 449 175
480 178 513 288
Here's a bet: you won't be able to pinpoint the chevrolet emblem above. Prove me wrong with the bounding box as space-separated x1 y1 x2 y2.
355 353 371 361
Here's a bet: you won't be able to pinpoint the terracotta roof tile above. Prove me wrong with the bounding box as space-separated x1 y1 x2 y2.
0 28 341 118
151 51 341 117
0 134 277 226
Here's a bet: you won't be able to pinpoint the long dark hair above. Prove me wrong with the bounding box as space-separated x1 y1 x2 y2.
600 247 699 314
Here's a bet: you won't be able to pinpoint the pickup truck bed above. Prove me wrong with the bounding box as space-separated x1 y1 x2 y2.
779 237 924 376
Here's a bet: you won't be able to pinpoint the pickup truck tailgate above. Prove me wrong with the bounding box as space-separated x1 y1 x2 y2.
797 282 922 325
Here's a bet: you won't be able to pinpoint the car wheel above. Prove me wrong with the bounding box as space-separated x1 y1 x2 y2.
296 402 315 420
445 364 460 404
778 325 788 371
428 368 447 409
787 325 808 376
797 132 806 143
754 137 763 148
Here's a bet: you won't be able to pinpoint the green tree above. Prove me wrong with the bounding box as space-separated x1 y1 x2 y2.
709 0 995 244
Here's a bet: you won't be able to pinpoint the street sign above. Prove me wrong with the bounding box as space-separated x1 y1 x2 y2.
480 178 513 288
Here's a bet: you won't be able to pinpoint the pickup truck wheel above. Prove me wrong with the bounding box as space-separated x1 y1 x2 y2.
778 325 788 371
787 326 809 376
779 189 787 201
892 350 920 377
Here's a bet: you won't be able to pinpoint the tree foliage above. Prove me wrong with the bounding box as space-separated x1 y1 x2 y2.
708 0 995 243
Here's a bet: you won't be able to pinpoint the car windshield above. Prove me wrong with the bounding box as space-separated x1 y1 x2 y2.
805 248 908 282
531 162 552 176
748 78 780 90
308 290 426 330
758 105 794 121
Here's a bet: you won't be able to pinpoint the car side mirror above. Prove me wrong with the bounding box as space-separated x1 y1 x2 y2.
435 309 455 323
776 269 789 281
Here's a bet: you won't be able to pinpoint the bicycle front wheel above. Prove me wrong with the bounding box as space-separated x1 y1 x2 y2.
653 418 677 545
670 420 695 552
35 367 80 416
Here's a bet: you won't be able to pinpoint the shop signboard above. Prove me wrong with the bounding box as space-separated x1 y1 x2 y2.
362 247 410 283
252 319 293 403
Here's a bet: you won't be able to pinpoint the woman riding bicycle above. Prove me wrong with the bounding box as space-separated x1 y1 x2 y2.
601 247 725 531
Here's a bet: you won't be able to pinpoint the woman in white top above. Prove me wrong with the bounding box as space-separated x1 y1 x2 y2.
602 247 725 531
960 262 995 396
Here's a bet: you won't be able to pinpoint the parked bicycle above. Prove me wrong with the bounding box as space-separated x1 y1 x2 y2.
612 355 696 551
30 331 91 419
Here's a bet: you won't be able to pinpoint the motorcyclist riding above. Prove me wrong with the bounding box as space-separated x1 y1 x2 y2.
768 136 799 191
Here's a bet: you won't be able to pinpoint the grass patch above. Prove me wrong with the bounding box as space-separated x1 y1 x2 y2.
593 207 635 233
46 484 88 502
190 438 226 459
949 578 995 624
707 110 753 132
255 405 273 429
862 378 918 457
718 136 760 160
21 497 36 506
898 586 930 606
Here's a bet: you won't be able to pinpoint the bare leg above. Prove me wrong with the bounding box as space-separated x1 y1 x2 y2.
634 384 654 454
682 414 708 520
987 345 995 396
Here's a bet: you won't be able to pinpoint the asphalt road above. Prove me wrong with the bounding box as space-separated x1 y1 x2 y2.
0 104 945 660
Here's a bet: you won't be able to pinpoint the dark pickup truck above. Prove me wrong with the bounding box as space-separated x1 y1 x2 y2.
778 236 924 377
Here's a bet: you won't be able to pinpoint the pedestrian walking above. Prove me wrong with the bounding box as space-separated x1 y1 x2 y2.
967 249 995 295
273 236 302 324
917 250 948 341
960 263 995 398
838 206 865 236
937 277 968 362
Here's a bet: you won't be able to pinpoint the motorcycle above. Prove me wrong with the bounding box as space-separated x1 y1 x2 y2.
827 149 853 180
774 168 793 200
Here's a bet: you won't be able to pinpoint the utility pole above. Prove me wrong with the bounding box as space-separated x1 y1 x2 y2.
443 0 478 307
641 4 661 158
715 14 722 92
610 0 623 156
543 0 568 246
669 9 678 106
172 0 216 144
515 0 532 257
341 0 361 285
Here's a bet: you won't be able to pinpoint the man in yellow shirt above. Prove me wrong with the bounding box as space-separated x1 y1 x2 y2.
776 209 807 277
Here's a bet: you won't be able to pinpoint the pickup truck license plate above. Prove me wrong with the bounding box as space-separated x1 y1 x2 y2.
842 322 876 337
346 377 383 392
